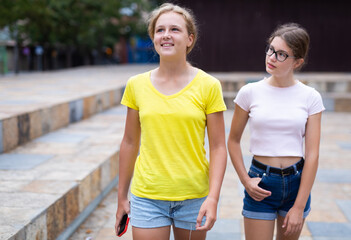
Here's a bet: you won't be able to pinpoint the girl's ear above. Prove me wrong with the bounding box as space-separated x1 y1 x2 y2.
187 33 194 48
294 58 304 70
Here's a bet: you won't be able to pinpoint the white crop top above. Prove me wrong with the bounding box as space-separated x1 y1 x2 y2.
234 78 325 157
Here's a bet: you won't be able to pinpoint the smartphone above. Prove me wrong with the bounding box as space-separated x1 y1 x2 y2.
117 213 129 237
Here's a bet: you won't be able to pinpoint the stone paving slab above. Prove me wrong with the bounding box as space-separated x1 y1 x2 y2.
0 153 53 170
70 110 351 240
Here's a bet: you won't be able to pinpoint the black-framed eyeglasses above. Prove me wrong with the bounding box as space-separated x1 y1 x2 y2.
265 45 295 62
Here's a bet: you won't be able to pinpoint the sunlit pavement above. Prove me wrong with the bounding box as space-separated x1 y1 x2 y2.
0 65 350 240
70 109 351 240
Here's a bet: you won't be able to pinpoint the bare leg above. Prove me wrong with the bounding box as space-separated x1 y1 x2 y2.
244 217 275 240
276 215 304 240
173 226 206 240
132 226 171 240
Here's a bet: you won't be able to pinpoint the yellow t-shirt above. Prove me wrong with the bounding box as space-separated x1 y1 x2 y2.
121 69 227 201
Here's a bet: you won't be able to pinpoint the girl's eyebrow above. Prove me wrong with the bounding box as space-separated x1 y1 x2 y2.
156 24 182 29
270 45 289 54
277 49 289 54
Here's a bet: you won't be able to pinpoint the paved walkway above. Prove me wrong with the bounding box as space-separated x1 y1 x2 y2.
70 110 351 240
0 65 350 239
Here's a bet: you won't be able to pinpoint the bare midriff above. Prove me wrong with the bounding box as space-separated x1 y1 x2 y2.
253 155 302 169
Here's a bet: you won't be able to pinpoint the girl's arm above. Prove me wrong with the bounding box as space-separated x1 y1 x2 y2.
115 107 141 235
227 104 271 201
283 112 322 235
196 111 227 231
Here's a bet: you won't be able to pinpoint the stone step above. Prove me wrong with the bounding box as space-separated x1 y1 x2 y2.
321 92 351 112
213 72 351 94
0 104 126 240
0 64 156 154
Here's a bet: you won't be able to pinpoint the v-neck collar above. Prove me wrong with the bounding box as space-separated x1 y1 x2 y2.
148 69 201 99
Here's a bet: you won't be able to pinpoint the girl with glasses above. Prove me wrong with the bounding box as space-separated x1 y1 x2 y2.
228 23 325 240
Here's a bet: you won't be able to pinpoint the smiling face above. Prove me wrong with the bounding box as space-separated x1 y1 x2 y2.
153 11 194 59
266 36 304 78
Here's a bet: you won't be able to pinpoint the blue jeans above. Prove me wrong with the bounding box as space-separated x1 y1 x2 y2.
130 194 207 230
243 158 311 220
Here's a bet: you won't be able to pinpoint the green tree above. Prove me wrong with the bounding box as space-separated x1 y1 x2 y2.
0 0 155 71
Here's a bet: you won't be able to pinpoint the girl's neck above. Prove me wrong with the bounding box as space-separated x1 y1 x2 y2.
150 59 197 96
158 58 190 78
268 74 297 88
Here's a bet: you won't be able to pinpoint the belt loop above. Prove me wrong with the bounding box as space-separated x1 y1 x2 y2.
266 165 270 175
293 164 298 174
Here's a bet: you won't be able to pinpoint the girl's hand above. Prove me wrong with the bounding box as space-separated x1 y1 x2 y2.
195 196 218 231
282 206 304 236
244 177 271 201
115 198 130 236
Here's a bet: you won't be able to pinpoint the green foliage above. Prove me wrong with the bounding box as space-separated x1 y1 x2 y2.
0 0 155 51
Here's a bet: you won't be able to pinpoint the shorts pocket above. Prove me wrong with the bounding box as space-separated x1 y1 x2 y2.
248 167 265 178
258 174 268 189
248 166 269 190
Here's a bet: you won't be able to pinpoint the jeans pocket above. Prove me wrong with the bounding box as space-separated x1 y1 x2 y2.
248 169 261 178
248 165 265 178
258 173 267 188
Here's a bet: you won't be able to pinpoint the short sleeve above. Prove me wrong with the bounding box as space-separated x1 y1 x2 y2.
121 77 139 110
308 89 325 115
234 84 251 112
206 80 227 114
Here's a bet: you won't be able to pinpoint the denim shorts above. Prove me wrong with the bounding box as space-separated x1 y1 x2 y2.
243 158 311 220
130 194 207 230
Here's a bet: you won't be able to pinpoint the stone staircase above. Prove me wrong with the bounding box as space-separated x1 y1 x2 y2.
0 65 155 240
1 67 350 240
